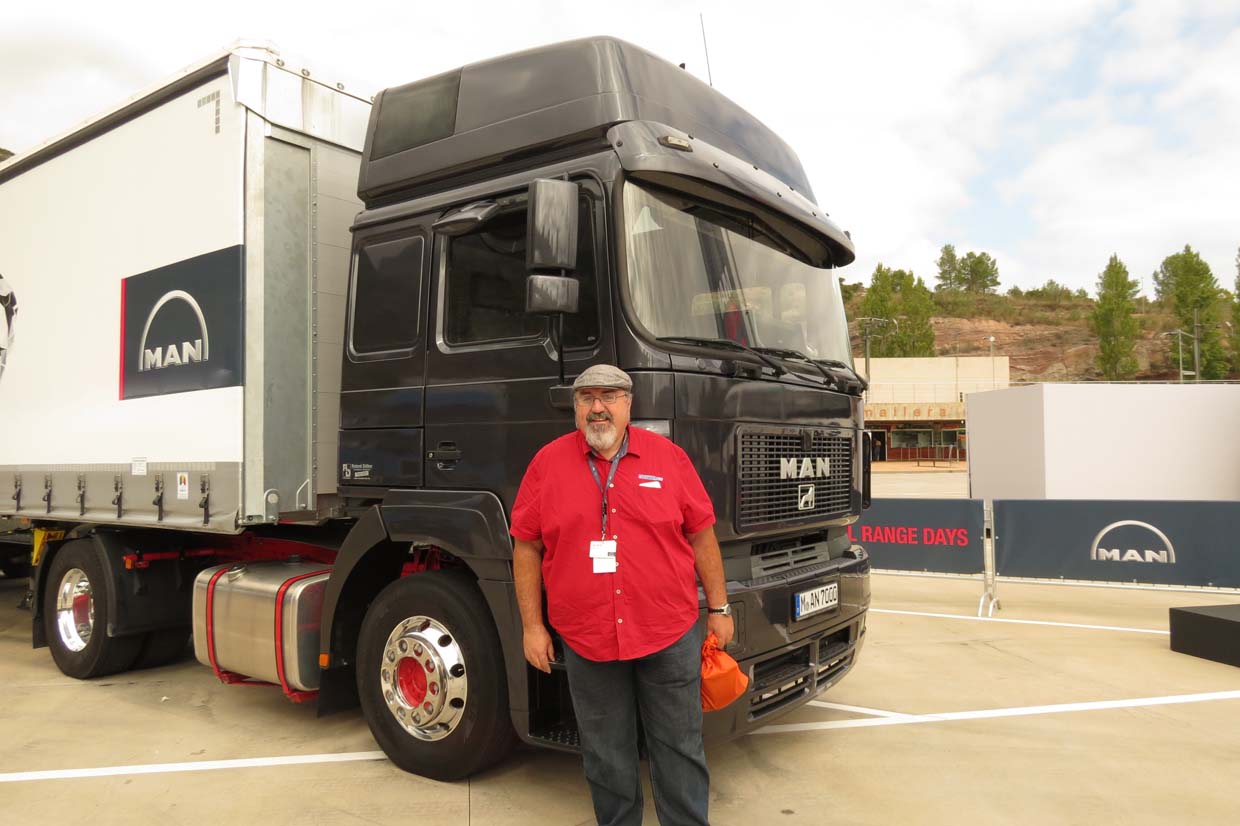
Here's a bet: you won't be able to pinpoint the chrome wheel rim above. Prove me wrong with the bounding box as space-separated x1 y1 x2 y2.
380 615 468 742
55 567 94 652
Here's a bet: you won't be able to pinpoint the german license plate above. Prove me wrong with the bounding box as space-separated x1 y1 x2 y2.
794 582 839 619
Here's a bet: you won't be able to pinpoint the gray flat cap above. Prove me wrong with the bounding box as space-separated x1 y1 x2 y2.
572 364 633 392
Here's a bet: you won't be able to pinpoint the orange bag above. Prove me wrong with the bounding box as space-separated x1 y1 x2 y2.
700 632 749 711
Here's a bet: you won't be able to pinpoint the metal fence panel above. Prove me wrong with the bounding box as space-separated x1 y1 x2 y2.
994 500 1240 588
850 498 985 574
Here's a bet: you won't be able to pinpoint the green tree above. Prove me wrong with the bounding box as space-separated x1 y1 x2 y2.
1231 246 1240 376
858 264 936 357
1155 245 1227 379
935 244 961 291
1090 254 1139 380
959 251 1000 293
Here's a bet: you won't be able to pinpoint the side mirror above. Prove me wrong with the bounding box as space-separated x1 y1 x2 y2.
526 274 579 315
526 179 579 272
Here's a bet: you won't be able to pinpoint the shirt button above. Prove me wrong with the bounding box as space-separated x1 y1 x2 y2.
611 508 617 513
615 589 622 595
609 483 614 488
617 618 624 624
612 535 618 540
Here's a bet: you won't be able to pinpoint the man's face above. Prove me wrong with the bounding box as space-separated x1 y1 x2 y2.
574 386 632 453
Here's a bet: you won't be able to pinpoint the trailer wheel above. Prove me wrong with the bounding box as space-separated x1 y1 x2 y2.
133 628 191 670
357 571 514 780
43 539 142 679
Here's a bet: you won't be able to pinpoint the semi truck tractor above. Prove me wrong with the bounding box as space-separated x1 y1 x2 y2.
0 38 872 780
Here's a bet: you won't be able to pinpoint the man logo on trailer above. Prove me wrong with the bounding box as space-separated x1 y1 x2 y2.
0 273 15 386
139 290 209 371
781 457 830 479
1090 520 1176 565
120 246 243 400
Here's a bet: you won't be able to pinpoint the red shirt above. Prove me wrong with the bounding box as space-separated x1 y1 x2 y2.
510 425 716 662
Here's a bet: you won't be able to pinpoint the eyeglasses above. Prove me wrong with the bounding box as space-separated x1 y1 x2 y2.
574 391 629 407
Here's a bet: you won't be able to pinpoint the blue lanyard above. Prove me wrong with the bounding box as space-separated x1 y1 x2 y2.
586 432 629 540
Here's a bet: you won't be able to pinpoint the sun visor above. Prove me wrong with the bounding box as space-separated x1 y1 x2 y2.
608 121 855 268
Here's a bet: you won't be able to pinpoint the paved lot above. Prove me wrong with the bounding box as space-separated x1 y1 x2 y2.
872 469 970 499
3 572 1239 825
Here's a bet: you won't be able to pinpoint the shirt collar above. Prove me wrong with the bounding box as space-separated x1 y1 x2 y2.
577 425 643 458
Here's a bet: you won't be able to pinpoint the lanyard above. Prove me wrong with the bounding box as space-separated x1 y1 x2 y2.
586 432 629 540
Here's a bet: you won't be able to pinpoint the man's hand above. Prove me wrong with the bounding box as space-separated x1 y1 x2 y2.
707 612 734 649
523 623 556 673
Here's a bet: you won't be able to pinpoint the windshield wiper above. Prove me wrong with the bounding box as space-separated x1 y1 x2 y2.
656 337 786 376
812 358 868 392
750 346 835 385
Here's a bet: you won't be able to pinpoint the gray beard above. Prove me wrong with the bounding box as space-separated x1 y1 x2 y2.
585 421 618 453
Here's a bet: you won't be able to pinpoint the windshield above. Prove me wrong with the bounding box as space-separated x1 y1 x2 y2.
623 182 853 366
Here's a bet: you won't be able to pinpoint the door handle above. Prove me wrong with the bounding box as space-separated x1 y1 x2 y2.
429 443 462 470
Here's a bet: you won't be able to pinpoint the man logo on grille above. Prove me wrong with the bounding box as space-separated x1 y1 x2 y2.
798 484 815 511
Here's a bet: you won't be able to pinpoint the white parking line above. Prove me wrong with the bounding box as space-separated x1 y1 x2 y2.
0 750 387 784
869 608 1171 635
756 690 1240 734
808 701 915 718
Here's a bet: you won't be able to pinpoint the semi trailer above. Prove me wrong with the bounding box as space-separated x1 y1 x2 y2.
0 37 872 780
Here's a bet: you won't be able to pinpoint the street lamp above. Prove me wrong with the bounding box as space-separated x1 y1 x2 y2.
1160 330 1191 383
983 336 996 389
855 317 896 384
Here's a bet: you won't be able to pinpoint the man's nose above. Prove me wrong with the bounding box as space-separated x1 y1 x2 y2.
589 397 606 411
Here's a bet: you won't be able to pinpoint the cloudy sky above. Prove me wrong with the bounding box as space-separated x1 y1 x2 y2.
2 0 1237 295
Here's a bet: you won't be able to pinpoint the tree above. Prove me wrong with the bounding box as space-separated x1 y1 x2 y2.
1090 254 1139 380
1155 245 1227 379
935 244 961 291
958 251 1000 293
1231 246 1240 376
858 264 936 357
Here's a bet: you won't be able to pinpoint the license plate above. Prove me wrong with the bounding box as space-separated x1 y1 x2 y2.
794 582 839 619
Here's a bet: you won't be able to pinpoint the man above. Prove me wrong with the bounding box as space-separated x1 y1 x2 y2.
511 364 734 826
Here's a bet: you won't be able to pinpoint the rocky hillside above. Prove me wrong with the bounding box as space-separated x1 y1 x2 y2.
847 291 1191 382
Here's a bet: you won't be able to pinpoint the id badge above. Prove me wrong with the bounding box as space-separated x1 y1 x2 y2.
590 540 617 574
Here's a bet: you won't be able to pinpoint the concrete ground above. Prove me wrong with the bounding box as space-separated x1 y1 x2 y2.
872 468 970 499
3 572 1239 825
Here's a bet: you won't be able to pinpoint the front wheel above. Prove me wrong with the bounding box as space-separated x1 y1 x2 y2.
357 571 514 780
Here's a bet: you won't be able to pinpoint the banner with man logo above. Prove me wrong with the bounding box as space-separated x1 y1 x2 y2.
994 500 1240 588
847 498 984 574
120 246 244 399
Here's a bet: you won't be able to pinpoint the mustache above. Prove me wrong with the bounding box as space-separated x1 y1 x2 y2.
587 411 613 423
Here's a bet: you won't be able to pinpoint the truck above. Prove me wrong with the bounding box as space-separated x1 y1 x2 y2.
0 37 872 780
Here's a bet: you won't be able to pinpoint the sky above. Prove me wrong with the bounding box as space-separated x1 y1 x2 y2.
2 0 1238 296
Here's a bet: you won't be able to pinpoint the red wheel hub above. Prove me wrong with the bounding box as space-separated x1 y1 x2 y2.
396 657 428 707
72 593 91 626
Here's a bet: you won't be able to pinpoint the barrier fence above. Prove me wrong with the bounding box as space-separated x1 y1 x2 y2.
859 498 1240 613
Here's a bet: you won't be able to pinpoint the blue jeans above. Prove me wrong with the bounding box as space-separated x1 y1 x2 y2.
563 625 710 826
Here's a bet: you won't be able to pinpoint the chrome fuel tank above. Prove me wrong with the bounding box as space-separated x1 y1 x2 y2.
192 560 330 691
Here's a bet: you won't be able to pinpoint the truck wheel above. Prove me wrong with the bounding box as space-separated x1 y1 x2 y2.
43 539 142 679
133 628 191 669
357 571 514 780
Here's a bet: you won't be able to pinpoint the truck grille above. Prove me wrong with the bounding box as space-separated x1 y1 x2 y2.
737 428 853 530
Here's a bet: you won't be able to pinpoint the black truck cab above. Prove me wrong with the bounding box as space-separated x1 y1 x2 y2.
324 36 871 778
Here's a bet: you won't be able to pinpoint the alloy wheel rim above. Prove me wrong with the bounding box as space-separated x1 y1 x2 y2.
379 615 468 742
55 567 94 652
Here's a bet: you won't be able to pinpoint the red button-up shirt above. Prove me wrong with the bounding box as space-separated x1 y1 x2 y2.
510 425 716 662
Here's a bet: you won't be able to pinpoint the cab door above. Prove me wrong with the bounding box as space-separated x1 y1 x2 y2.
423 173 613 508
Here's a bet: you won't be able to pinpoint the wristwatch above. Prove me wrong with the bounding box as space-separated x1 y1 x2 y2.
707 604 732 616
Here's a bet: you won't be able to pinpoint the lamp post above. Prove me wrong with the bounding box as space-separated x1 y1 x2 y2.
1160 330 1190 383
855 317 896 384
984 336 996 389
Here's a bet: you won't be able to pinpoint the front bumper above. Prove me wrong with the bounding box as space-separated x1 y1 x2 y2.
702 548 870 743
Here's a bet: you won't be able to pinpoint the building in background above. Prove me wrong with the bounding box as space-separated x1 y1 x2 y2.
862 356 1010 461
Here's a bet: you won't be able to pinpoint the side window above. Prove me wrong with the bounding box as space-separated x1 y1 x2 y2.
443 196 599 348
350 235 424 356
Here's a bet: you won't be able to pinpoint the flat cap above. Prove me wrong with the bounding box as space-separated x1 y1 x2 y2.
572 364 633 392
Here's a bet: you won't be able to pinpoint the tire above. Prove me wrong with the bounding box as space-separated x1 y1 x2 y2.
133 628 191 670
357 571 515 780
42 539 142 679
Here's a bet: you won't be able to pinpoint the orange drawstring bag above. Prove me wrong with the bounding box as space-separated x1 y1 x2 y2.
700 632 748 711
